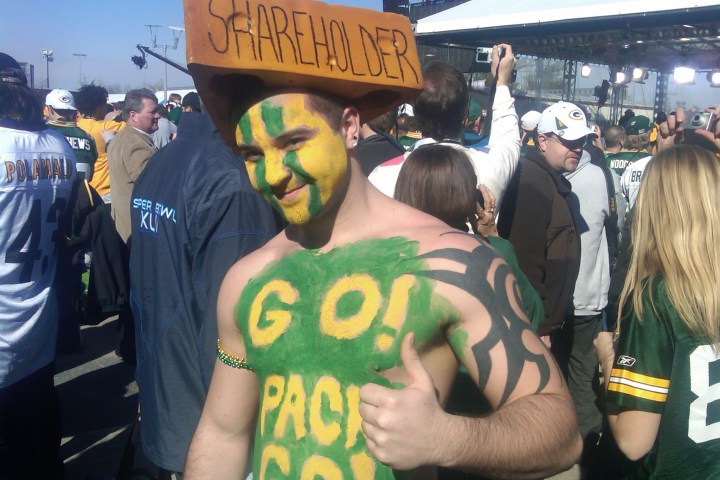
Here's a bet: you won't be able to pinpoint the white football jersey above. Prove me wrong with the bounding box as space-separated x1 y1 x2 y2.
0 126 76 387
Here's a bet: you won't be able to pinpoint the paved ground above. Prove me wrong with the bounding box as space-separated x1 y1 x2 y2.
54 317 580 480
55 317 157 480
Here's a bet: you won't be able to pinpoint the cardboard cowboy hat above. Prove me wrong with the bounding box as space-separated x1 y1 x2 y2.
183 0 423 151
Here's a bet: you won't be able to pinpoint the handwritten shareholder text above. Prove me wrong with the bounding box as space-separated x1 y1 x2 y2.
204 0 419 82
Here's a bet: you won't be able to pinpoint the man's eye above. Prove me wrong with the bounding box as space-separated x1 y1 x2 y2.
243 151 263 163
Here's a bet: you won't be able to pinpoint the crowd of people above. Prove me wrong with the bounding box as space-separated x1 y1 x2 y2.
2 0 720 479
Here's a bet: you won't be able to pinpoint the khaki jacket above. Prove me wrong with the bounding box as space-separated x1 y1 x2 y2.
108 125 156 243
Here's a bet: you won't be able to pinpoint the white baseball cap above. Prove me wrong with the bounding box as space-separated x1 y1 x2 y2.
520 110 541 131
45 89 76 110
398 103 414 117
537 101 593 141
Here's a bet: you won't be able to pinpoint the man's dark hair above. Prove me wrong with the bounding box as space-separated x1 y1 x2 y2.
220 74 346 131
604 125 625 149
395 144 476 231
0 83 44 130
75 84 109 116
122 88 158 121
618 108 635 127
0 52 44 129
396 113 410 132
414 62 468 141
367 109 397 134
181 92 202 112
154 104 169 118
397 114 419 134
306 93 345 130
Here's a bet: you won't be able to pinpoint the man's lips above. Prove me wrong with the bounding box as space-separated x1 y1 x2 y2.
274 183 306 200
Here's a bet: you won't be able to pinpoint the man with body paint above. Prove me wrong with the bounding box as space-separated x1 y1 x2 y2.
183 1 581 479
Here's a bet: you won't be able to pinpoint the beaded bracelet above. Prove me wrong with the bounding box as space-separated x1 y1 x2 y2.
216 339 253 371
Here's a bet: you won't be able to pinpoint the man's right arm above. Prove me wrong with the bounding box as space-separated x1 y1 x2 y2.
482 44 520 210
184 260 260 479
487 44 520 150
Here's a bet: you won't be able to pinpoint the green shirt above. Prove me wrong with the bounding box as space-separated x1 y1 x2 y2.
47 120 98 180
605 150 650 176
397 134 419 151
486 236 543 330
607 278 720 479
168 106 182 125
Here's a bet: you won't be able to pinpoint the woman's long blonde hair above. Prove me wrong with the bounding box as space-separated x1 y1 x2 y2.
619 145 720 344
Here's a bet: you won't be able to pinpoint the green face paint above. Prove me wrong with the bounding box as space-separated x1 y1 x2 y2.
261 100 284 137
237 93 348 225
238 112 253 145
235 237 454 479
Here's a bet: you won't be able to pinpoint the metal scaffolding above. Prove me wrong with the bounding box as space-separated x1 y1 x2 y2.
562 60 577 101
654 72 669 115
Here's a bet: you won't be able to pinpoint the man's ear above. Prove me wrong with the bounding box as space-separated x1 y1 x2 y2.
340 105 361 149
537 133 548 154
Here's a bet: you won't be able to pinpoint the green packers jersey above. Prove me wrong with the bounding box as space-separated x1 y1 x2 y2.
607 278 720 479
47 120 98 180
605 150 650 176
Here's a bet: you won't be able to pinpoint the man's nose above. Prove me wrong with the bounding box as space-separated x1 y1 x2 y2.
264 152 291 186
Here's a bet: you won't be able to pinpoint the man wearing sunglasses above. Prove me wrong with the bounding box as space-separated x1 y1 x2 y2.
499 102 592 359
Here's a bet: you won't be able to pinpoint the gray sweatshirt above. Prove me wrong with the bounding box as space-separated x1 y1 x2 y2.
564 151 626 316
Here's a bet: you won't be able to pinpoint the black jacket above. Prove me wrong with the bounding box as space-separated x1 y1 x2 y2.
498 147 580 335
59 179 129 320
129 112 277 471
357 132 405 176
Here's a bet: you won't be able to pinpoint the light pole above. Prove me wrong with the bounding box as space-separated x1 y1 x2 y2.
145 25 184 102
73 53 87 86
41 49 53 89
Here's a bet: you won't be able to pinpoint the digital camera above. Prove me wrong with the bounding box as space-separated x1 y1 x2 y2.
475 47 505 63
686 112 717 130
475 47 492 63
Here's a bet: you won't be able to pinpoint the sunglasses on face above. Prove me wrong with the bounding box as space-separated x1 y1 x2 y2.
547 135 585 150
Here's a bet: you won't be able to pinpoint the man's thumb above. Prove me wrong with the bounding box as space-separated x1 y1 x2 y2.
400 333 435 391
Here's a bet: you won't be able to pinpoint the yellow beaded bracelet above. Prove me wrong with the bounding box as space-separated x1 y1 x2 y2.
216 339 253 371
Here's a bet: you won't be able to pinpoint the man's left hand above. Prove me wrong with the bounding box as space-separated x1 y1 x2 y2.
359 333 448 470
657 108 685 150
492 44 516 87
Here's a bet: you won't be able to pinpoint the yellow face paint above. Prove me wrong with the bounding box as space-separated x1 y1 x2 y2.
238 93 348 225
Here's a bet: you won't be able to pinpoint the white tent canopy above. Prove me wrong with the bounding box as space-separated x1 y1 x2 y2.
416 0 720 34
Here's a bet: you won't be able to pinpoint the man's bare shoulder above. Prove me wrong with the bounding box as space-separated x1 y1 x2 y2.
223 231 295 287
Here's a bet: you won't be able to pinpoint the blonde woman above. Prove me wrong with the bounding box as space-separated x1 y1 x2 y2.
594 144 720 478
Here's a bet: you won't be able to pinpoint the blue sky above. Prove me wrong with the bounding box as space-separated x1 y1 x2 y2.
0 0 383 97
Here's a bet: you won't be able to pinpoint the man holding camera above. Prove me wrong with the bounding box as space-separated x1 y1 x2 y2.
369 44 520 216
